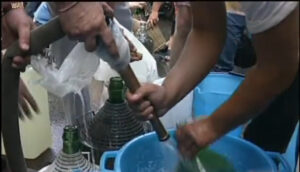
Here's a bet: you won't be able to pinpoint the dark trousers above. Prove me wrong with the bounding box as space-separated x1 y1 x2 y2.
244 73 299 153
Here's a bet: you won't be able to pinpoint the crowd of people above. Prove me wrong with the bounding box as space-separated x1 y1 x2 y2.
1 1 298 163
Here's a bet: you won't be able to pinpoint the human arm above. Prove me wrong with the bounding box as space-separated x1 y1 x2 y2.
1 48 39 119
18 78 40 120
147 2 163 27
127 2 227 119
1 2 34 70
163 2 227 109
129 2 147 12
169 5 192 68
49 2 118 55
177 5 299 158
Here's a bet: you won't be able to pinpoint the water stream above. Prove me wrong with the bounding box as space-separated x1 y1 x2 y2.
77 92 96 171
62 91 98 171
163 138 206 172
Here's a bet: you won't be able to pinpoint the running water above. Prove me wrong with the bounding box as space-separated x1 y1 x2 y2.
62 91 98 171
134 137 206 172
163 138 206 172
76 91 97 171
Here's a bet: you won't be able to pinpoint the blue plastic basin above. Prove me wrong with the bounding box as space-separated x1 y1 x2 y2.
100 129 291 172
193 72 245 137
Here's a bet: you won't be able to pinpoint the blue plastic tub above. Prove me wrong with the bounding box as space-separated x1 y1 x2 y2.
193 72 245 137
100 129 291 172
282 122 299 172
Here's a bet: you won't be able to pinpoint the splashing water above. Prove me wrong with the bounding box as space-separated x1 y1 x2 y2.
134 137 206 172
62 91 98 171
163 138 206 172
76 91 97 171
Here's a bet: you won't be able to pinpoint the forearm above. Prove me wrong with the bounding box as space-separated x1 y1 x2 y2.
163 2 227 110
164 30 226 109
209 63 298 136
208 6 299 137
151 2 163 13
169 33 188 68
169 7 192 68
48 2 79 14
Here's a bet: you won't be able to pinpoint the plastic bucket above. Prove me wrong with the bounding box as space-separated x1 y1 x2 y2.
193 72 244 137
100 129 291 172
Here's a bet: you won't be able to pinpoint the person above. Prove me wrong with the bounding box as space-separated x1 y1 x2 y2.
2 2 33 70
213 2 247 72
147 2 163 28
24 1 41 18
1 2 40 119
128 2 147 12
169 2 192 68
168 2 251 72
3 2 121 69
148 2 191 58
127 1 299 158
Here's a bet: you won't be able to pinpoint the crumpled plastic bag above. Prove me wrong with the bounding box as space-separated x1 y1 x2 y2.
31 18 131 98
93 19 159 83
31 43 100 97
95 18 131 71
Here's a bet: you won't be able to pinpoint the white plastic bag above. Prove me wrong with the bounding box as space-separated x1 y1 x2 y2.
93 19 159 84
95 18 131 71
31 43 100 97
153 78 194 129
31 18 131 98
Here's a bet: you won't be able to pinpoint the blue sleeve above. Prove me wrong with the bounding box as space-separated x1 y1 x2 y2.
33 2 53 25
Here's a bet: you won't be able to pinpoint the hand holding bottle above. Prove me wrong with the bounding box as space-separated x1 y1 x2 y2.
176 118 220 159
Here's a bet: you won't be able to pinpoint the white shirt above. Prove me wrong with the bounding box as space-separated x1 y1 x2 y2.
240 2 298 34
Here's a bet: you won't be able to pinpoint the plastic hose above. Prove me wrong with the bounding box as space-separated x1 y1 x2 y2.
1 17 64 172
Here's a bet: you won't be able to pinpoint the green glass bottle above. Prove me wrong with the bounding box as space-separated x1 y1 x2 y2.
108 76 126 104
45 125 98 172
86 77 147 163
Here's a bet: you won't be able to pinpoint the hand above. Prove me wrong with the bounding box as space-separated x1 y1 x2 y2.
123 34 143 62
129 2 147 11
57 2 118 56
176 118 219 159
1 8 34 71
18 78 40 120
127 84 169 120
147 11 159 28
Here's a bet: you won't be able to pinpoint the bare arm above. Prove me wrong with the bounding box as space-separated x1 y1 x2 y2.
164 2 227 109
207 5 299 137
126 2 226 122
151 2 163 13
169 5 192 68
148 2 164 27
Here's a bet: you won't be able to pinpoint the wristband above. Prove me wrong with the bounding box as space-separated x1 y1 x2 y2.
1 2 24 17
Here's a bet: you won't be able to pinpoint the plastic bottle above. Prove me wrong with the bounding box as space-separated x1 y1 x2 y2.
1 66 52 159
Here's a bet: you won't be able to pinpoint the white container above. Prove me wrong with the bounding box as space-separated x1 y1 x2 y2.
1 67 52 159
153 78 194 129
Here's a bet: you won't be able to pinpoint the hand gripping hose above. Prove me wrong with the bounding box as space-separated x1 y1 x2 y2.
2 16 169 172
